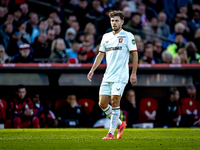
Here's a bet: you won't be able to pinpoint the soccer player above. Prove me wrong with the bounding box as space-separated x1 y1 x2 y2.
87 10 138 139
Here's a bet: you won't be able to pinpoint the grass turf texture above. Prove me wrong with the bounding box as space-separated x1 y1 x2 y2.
0 129 200 150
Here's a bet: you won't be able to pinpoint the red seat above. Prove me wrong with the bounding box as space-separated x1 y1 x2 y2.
0 99 7 121
77 99 95 115
180 97 200 120
55 99 66 110
139 98 158 123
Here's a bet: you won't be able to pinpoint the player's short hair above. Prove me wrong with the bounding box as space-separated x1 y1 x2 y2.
17 84 26 91
109 10 125 20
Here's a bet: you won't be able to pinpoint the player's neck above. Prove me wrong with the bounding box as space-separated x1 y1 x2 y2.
113 28 122 35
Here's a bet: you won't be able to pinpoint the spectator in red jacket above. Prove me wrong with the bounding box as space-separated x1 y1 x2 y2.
5 85 40 128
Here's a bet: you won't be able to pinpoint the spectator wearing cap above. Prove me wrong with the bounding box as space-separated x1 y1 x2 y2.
0 22 13 50
11 43 33 63
0 44 11 63
7 28 29 56
50 38 69 63
65 28 76 48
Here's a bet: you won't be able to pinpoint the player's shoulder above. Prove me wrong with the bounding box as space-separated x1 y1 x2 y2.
103 31 113 37
122 29 134 37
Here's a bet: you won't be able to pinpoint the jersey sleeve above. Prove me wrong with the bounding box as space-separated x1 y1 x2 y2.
99 35 106 53
127 33 137 52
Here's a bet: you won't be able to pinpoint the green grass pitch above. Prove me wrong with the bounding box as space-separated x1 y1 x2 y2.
0 128 200 150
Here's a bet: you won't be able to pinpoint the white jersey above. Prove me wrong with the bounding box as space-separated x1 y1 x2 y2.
99 29 137 83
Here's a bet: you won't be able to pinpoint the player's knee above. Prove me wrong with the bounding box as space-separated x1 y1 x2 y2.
14 117 21 125
98 101 107 109
32 117 39 124
111 96 120 107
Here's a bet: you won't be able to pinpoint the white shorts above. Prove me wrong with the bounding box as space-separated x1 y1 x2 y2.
99 81 127 96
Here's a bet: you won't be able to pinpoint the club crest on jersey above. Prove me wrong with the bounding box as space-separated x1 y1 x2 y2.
132 39 135 45
119 38 123 43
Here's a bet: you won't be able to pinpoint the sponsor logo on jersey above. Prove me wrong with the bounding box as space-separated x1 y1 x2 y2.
119 38 123 43
105 41 109 43
116 88 120 91
132 39 135 45
105 46 122 52
117 36 126 38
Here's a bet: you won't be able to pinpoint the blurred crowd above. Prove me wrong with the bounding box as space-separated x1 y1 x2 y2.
1 83 200 128
0 0 199 63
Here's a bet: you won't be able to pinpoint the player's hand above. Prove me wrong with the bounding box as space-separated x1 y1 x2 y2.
193 119 200 126
24 109 33 116
130 73 137 84
87 70 94 82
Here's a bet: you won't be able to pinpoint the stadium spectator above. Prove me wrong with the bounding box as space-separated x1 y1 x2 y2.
46 29 56 48
19 3 29 21
84 22 96 37
161 50 172 64
50 38 69 63
127 0 141 13
7 28 29 56
26 12 39 43
139 46 155 64
120 89 139 127
157 88 180 127
188 10 200 37
84 34 95 50
137 2 148 27
78 40 96 63
47 17 54 29
143 17 162 43
143 0 164 14
65 27 76 48
88 0 104 19
125 12 142 38
18 21 31 44
65 41 79 59
74 0 90 31
56 94 89 127
100 0 114 12
122 7 132 25
52 23 61 39
178 48 188 64
31 32 50 61
167 33 185 58
0 22 13 50
135 40 144 60
153 40 163 63
0 6 7 26
185 41 200 63
172 55 181 64
32 93 45 128
158 12 171 48
70 21 80 34
5 85 40 128
38 18 49 33
0 44 10 63
12 5 22 28
11 43 33 63
194 28 200 53
49 12 62 25
179 5 188 15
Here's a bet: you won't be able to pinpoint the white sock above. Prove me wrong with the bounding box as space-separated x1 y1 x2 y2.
109 107 120 135
102 105 122 126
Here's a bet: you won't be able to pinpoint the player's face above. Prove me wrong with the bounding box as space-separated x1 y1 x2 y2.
110 16 124 32
17 88 26 100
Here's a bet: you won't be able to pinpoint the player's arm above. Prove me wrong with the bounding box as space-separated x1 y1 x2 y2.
130 51 138 84
87 52 105 82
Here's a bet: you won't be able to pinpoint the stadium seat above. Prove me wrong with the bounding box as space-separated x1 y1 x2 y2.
0 99 7 122
55 99 66 110
139 98 158 123
180 97 200 120
77 99 95 115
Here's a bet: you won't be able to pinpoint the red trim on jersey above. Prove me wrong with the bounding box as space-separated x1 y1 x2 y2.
130 50 137 52
99 51 105 53
112 108 120 110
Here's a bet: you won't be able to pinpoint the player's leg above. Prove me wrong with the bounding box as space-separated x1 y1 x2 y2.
32 117 40 128
13 117 21 128
109 82 127 139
